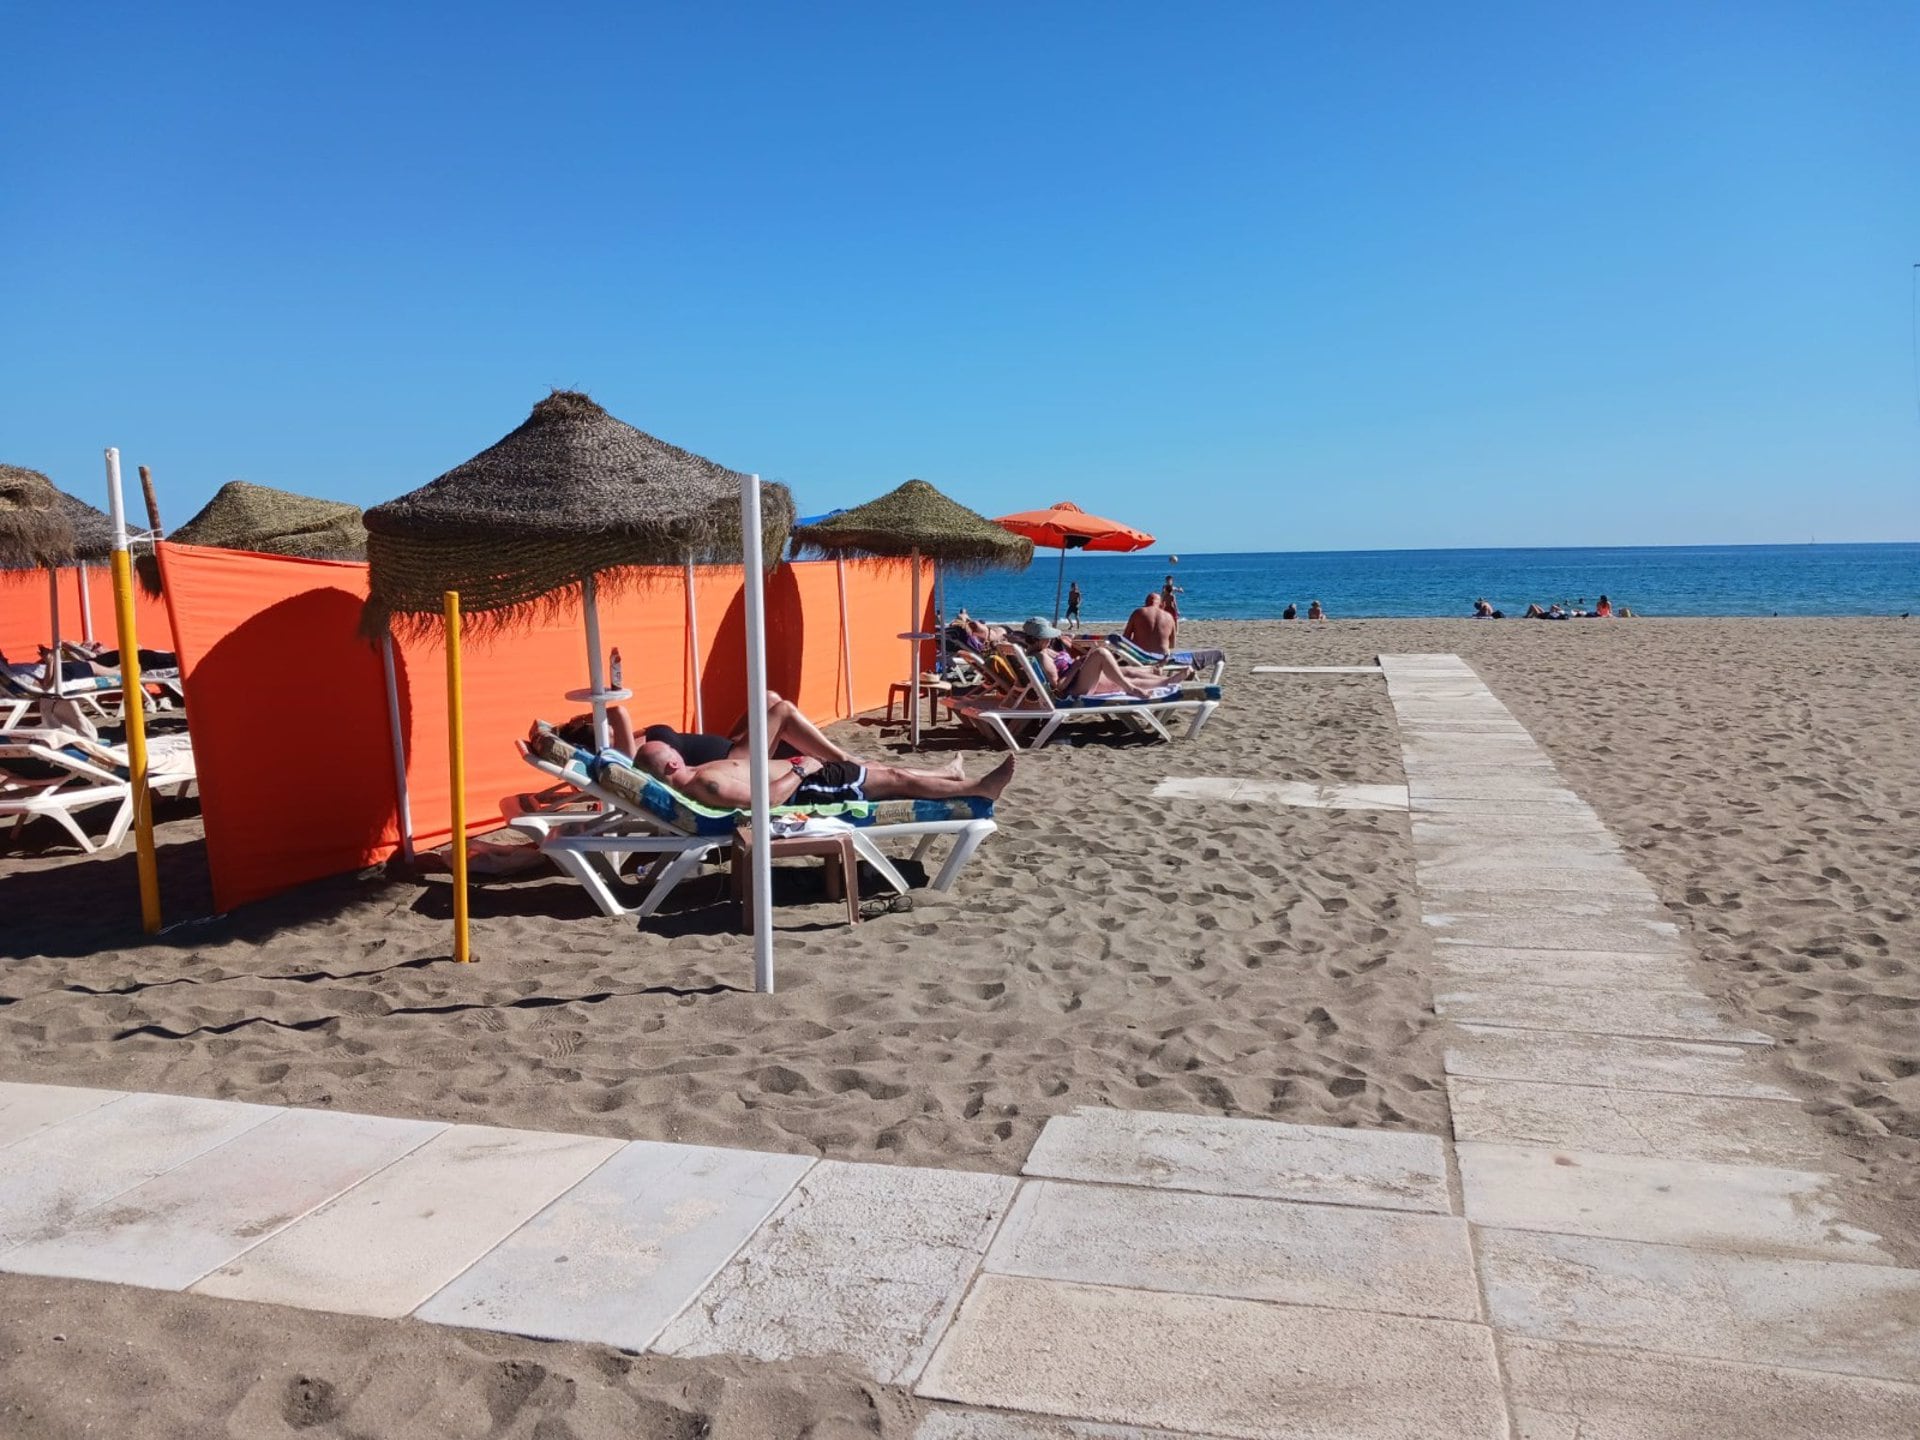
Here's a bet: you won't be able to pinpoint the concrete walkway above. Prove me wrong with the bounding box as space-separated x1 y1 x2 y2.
1 655 1916 1436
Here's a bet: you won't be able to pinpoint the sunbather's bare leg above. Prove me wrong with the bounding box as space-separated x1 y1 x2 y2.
759 695 855 763
605 704 637 756
1063 649 1158 700
861 756 1015 802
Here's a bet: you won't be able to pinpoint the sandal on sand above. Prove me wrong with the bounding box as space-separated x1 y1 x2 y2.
859 894 914 919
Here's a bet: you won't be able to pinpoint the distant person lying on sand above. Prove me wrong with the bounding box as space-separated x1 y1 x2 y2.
1472 598 1496 618
556 694 854 767
634 730 1016 809
1307 600 1327 620
1016 619 1170 700
1123 593 1176 654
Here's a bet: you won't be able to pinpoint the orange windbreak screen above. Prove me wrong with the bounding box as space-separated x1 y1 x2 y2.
0 566 172 663
157 542 926 912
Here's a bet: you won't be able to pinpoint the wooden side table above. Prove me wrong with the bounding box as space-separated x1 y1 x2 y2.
730 825 862 933
887 678 953 727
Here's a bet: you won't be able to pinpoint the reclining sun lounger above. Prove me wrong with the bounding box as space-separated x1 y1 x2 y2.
503 723 999 920
944 643 1222 752
0 664 186 734
0 728 196 853
1106 633 1228 684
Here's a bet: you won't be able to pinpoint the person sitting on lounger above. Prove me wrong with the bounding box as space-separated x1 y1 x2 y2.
1122 593 1176 655
556 693 855 767
1015 619 1168 701
634 732 1016 810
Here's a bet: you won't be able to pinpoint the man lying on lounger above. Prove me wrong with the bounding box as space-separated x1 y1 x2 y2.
557 693 854 767
635 730 1015 810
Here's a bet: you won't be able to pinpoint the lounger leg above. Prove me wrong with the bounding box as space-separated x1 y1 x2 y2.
1185 701 1219 740
100 793 134 850
546 848 628 917
45 805 102 855
848 832 910 894
1032 716 1064 749
982 715 1022 752
633 846 715 920
929 821 993 891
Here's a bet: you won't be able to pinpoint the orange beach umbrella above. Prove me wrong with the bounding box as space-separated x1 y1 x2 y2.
994 500 1155 622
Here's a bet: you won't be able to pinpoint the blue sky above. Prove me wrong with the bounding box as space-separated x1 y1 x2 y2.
4 2 1915 551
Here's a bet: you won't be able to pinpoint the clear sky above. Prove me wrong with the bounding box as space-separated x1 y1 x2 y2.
4 2 1916 551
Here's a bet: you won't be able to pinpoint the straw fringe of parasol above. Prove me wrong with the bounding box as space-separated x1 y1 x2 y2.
138 480 368 595
788 478 1034 574
0 465 77 572
362 390 794 636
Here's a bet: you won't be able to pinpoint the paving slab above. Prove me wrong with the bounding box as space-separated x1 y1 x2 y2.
1411 794 1597 816
1432 946 1697 992
1151 777 1245 802
1444 1025 1795 1099
1413 839 1625 869
1425 912 1682 952
917 1274 1508 1440
0 1107 445 1288
1502 1337 1920 1439
1403 748 1557 769
1435 982 1771 1044
987 1179 1480 1321
1022 1109 1451 1213
1409 777 1583 803
0 1092 277 1250
1417 861 1656 898
653 1159 1015 1385
417 1140 813 1350
1423 893 1669 927
1410 813 1611 841
1457 1142 1884 1262
0 1082 124 1149
1478 1228 1920 1382
1446 1078 1826 1168
1234 780 1409 810
918 1411 1208 1440
192 1123 623 1317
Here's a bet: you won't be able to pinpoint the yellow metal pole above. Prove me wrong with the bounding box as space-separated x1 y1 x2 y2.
443 590 471 963
104 449 160 933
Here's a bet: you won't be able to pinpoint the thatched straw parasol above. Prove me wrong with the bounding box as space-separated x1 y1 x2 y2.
138 480 368 595
0 465 76 573
363 389 793 637
792 479 1033 743
0 468 117 658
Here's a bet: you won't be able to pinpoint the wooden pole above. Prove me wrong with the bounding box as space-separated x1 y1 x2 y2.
444 591 471 963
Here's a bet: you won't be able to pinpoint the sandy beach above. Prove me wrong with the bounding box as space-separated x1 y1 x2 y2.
3 616 1917 1436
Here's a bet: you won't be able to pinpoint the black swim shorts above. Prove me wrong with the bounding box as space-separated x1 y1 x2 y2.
790 760 867 805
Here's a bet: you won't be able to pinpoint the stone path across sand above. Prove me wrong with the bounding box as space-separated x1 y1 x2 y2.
3 654 1919 1436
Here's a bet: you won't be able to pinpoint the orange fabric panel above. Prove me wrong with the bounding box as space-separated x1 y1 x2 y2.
158 545 921 913
158 542 400 913
0 565 175 662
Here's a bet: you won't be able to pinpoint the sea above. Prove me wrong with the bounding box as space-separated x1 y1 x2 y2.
942 543 1920 624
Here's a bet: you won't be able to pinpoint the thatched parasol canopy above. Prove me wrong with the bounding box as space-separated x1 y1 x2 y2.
362 390 794 634
139 480 368 594
0 468 115 573
0 465 76 572
789 478 1034 574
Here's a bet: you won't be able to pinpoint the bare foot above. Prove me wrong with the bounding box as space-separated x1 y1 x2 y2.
974 756 1016 801
942 754 967 777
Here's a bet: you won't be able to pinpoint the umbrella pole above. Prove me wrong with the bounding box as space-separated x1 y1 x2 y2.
46 568 62 697
741 473 775 993
835 557 854 718
909 547 922 748
444 590 472 963
381 632 415 864
1053 546 1066 625
684 556 705 732
582 573 609 752
78 563 95 644
105 448 161 934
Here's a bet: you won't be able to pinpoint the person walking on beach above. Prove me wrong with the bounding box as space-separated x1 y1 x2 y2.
1064 581 1082 631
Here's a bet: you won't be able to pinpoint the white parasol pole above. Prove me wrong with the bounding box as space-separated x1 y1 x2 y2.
581 572 609 751
684 555 705 731
46 569 63 696
741 473 775 993
835 555 854 717
380 632 415 863
1052 545 1066 624
77 563 95 644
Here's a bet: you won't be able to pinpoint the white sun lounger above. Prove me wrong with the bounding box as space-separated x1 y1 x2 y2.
503 726 999 920
0 729 196 854
945 642 1222 752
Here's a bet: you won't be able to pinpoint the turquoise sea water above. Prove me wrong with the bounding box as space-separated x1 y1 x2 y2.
943 544 1920 623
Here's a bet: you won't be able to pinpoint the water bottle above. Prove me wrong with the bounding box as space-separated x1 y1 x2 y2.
609 646 623 690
